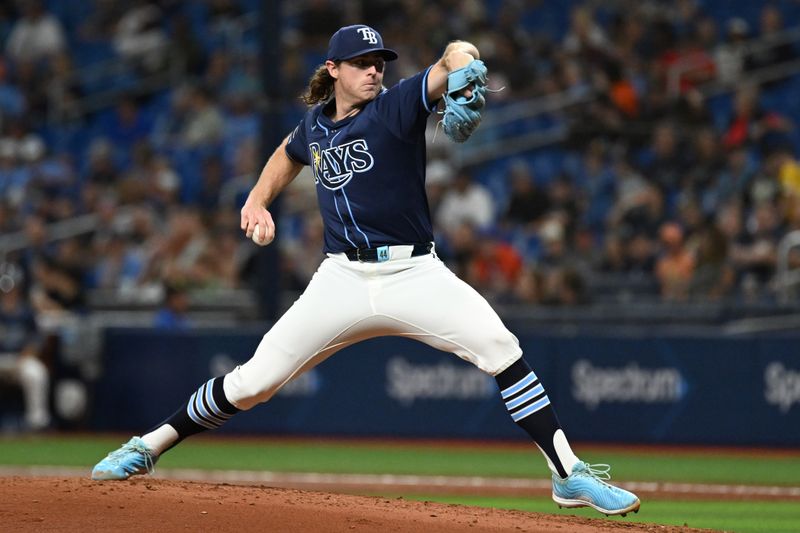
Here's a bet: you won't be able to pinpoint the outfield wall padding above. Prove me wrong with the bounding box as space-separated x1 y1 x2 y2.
90 328 800 445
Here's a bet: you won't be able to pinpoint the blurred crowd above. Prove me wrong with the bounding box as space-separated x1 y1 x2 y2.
278 0 800 307
2 0 800 430
0 0 798 329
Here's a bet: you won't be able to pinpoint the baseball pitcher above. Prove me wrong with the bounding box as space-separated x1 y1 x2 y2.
92 24 640 517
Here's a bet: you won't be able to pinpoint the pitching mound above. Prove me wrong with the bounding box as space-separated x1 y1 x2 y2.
4 477 701 532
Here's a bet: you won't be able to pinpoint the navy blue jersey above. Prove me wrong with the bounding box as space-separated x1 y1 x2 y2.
0 303 39 353
286 67 439 253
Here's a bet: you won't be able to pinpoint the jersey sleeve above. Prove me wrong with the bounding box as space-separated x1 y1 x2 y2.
284 120 309 165
373 66 440 140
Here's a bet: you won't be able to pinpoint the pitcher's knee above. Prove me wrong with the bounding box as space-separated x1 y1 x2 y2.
468 332 522 376
222 365 283 410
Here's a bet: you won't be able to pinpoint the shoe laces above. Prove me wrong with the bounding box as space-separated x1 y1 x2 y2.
582 463 612 481
108 440 155 474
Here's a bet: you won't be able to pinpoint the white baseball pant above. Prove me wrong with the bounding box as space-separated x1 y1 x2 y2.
224 248 522 410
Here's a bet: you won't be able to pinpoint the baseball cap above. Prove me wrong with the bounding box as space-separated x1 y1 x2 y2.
327 25 398 62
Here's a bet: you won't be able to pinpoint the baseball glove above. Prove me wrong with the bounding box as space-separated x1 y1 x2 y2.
442 59 488 143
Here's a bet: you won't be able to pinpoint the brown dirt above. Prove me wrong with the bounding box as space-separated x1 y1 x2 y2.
2 477 708 533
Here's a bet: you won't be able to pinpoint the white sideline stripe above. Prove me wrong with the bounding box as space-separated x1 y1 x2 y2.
2 466 800 498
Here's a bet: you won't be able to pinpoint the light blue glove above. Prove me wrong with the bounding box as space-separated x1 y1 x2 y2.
442 60 488 143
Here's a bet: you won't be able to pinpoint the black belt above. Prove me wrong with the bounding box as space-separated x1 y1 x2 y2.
344 243 433 262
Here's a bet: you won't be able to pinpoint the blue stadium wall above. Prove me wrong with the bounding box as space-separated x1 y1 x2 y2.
90 327 800 446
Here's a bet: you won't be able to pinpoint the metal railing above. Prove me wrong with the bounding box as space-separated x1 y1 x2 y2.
0 213 99 259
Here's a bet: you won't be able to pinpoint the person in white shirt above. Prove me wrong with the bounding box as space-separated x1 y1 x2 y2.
5 1 67 64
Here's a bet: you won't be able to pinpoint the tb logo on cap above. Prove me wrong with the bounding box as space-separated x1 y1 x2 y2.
357 27 378 44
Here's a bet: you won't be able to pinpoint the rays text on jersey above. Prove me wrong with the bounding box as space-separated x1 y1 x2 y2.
310 139 375 190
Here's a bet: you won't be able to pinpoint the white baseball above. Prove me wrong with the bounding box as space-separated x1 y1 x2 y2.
252 224 264 245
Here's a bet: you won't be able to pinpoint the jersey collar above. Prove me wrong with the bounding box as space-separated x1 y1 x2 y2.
317 98 368 129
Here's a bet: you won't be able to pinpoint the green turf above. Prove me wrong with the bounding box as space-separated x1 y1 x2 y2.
2 435 800 533
404 495 800 533
2 436 798 487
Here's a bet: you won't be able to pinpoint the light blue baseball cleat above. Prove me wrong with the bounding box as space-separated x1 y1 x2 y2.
552 461 640 517
91 437 158 481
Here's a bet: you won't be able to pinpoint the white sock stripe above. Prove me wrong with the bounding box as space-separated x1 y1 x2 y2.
511 395 550 422
203 379 233 419
500 372 537 399
504 383 545 410
186 392 217 429
194 384 227 426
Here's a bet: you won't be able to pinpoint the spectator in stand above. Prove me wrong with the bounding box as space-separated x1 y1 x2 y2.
722 85 793 155
146 155 181 209
167 13 207 77
4 0 66 64
45 51 84 122
104 94 153 161
92 229 145 291
424 159 453 231
441 222 479 281
640 121 685 196
197 155 226 210
546 175 581 238
689 223 735 301
436 168 495 236
714 18 750 85
113 0 168 74
151 84 193 151
701 146 755 214
674 195 705 252
142 208 217 288
661 20 717 94
221 87 259 167
29 246 85 315
502 160 550 230
540 267 588 306
21 134 75 207
684 127 723 194
625 231 658 276
82 138 120 189
654 221 695 301
180 84 225 148
0 138 29 209
0 263 50 431
117 140 158 204
203 50 233 97
563 5 607 58
611 182 667 242
771 146 800 224
279 212 325 291
537 218 575 273
729 201 783 295
467 230 524 302
598 232 629 273
153 283 192 329
0 57 25 120
672 88 714 131
12 58 48 120
512 265 543 304
569 141 615 232
745 4 796 77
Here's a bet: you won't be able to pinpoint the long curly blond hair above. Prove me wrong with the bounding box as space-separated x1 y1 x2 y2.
301 64 336 106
